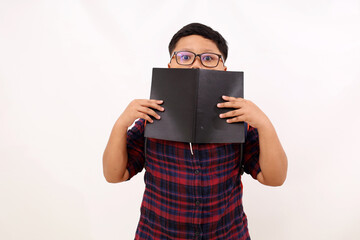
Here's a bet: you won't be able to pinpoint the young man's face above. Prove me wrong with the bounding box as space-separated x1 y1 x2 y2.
168 35 227 71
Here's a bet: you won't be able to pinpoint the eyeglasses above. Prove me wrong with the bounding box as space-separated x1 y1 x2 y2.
170 51 224 68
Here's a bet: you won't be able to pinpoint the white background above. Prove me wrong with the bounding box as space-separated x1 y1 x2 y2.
1 0 359 239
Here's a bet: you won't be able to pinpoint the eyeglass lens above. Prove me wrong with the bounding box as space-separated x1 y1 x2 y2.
176 51 220 67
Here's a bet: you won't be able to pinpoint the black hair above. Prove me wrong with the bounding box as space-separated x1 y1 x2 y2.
168 23 228 61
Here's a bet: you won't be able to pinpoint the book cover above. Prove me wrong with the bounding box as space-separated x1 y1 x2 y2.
144 68 244 143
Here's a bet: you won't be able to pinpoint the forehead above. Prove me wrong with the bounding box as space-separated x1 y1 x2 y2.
173 35 221 54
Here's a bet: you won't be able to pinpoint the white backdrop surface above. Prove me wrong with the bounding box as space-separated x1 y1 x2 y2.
1 0 359 239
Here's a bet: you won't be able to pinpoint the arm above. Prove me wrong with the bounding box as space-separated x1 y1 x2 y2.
102 119 130 183
254 118 287 186
217 96 288 186
102 99 164 183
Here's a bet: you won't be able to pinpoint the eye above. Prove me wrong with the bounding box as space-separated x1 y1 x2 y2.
177 52 194 63
202 54 217 62
202 55 213 61
181 55 191 60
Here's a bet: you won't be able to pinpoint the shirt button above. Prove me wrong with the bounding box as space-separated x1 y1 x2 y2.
194 169 200 175
195 200 201 206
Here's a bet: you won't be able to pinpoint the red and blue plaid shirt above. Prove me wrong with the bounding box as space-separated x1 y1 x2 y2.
126 119 260 240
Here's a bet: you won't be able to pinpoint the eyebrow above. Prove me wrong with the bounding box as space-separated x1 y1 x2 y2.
178 48 222 54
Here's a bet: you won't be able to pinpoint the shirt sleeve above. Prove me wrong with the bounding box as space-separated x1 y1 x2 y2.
126 119 146 180
243 126 261 179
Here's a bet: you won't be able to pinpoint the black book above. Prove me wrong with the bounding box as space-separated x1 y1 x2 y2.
144 68 244 143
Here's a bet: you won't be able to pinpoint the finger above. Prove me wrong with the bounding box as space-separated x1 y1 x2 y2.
139 113 154 123
222 95 244 102
219 109 244 118
226 116 245 123
141 100 164 111
138 106 161 119
217 101 243 109
137 99 162 104
148 99 164 104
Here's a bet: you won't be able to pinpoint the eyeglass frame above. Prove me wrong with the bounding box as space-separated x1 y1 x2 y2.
169 51 225 68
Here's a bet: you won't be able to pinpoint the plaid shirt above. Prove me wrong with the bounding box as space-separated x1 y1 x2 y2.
126 119 260 240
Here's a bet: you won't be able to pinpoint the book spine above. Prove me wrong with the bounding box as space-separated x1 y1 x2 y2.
192 69 200 143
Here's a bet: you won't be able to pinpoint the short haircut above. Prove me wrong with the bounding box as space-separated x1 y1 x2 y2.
168 23 228 61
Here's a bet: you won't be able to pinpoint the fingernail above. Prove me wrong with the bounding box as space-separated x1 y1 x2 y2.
156 115 161 119
217 103 221 107
160 107 164 111
219 114 223 118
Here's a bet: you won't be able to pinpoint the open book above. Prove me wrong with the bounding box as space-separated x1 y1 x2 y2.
144 68 245 143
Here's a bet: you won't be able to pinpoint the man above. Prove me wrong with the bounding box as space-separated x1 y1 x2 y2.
103 23 287 240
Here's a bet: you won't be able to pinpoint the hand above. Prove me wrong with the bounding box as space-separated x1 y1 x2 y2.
117 99 164 128
217 95 270 129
